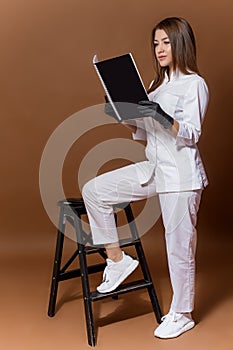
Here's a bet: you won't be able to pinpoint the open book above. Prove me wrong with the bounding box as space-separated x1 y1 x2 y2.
93 53 149 121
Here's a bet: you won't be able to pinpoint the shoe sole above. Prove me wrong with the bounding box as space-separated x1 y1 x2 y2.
154 321 195 339
97 260 139 293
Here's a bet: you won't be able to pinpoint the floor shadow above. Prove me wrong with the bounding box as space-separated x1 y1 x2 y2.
55 283 83 314
194 231 233 322
94 291 158 338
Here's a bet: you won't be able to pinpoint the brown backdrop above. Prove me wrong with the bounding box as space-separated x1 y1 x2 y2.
1 0 232 255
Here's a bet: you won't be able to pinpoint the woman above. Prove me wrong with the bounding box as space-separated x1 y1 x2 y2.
82 17 209 338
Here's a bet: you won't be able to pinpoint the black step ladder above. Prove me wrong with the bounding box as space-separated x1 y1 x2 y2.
48 198 162 346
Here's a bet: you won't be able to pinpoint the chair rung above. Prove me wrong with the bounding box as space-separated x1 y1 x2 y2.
85 247 105 255
59 263 106 281
119 238 141 248
85 239 140 255
90 279 152 301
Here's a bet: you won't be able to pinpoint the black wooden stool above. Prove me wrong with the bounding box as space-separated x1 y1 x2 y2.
48 198 162 347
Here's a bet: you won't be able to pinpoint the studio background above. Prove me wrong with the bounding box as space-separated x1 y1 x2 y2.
1 1 232 349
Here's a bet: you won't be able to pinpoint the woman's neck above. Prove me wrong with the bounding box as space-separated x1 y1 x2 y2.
168 66 174 79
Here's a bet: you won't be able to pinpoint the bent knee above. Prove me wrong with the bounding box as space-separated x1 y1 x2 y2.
82 178 98 201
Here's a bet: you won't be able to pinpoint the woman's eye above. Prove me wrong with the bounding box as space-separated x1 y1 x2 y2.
164 41 170 45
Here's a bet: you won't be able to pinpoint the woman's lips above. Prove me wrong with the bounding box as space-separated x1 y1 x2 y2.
158 56 167 60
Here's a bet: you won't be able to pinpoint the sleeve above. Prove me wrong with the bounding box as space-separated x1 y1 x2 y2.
132 119 147 140
176 78 209 146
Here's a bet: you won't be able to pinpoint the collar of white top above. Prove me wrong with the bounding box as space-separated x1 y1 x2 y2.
164 69 195 83
164 70 181 83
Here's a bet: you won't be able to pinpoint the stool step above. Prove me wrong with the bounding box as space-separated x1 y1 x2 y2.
59 262 106 281
85 247 106 255
91 279 152 301
119 238 141 248
85 238 141 254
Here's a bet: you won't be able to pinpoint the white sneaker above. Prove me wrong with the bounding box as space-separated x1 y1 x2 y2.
154 312 195 339
97 252 139 293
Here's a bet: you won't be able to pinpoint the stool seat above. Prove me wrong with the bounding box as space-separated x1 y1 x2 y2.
48 197 162 346
58 198 84 206
58 198 130 211
57 198 87 212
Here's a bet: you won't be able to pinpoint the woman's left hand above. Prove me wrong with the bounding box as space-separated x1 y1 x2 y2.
138 100 174 129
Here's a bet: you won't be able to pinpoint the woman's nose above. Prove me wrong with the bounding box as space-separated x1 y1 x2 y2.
157 44 164 52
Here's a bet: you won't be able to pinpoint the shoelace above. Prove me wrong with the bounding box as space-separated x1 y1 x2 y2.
161 312 180 322
102 260 115 283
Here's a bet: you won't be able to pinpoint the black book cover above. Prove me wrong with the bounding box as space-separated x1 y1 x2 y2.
93 53 148 121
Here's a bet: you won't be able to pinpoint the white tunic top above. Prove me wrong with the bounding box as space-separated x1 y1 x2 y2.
132 70 209 192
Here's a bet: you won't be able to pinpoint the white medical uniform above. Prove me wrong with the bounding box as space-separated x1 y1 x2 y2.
82 70 209 312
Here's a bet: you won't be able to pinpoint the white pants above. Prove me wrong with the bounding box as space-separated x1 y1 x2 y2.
82 163 202 313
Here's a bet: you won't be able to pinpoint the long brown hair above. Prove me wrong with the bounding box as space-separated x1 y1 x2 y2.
148 17 200 93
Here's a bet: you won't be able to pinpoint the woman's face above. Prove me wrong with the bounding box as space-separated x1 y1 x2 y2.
154 29 173 71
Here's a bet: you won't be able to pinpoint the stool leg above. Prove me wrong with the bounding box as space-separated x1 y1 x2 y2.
48 206 65 317
74 214 96 347
124 204 163 323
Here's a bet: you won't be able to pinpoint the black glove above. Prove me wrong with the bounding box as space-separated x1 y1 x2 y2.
138 100 174 129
